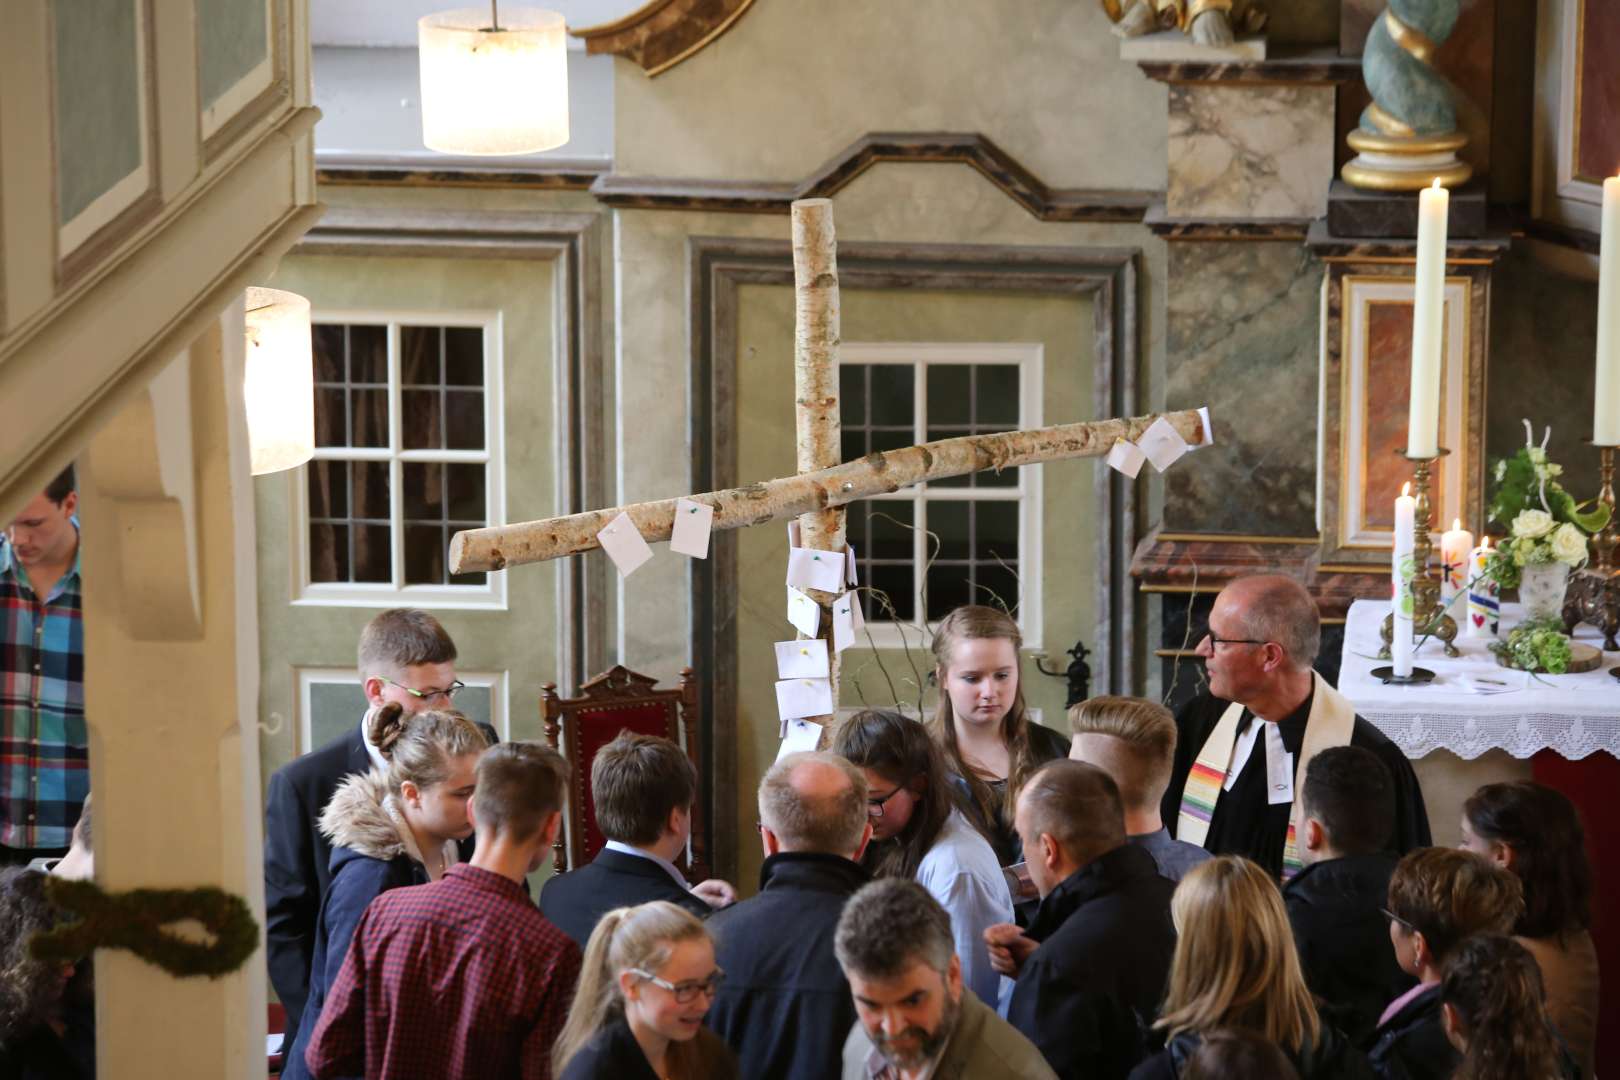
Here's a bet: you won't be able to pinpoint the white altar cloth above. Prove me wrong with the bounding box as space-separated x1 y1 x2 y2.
1340 599 1620 761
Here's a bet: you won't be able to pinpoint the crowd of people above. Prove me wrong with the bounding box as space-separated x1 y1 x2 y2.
0 511 1603 1080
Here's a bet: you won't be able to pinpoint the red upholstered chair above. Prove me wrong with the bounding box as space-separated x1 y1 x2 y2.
542 665 708 881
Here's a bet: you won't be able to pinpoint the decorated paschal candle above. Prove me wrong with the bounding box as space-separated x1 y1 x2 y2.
1439 519 1473 610
1392 483 1416 677
1466 536 1499 639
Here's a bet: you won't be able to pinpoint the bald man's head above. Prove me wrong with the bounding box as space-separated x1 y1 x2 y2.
759 751 870 855
1216 574 1321 672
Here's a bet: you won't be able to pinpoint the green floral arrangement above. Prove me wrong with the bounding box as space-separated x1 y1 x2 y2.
1489 617 1575 674
1483 421 1610 590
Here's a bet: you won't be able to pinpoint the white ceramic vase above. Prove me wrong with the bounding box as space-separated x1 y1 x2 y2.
1517 561 1571 622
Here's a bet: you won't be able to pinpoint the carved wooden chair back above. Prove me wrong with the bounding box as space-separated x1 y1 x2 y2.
541 665 708 880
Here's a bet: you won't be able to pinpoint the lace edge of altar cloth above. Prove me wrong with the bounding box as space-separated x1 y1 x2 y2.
1358 710 1620 762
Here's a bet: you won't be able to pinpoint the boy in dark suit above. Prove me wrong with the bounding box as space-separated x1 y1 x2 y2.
1283 745 1414 1044
262 608 464 1041
540 730 735 946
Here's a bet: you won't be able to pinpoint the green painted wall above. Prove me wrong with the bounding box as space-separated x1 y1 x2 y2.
255 252 563 784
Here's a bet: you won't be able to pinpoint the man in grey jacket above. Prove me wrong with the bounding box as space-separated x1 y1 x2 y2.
835 878 1057 1080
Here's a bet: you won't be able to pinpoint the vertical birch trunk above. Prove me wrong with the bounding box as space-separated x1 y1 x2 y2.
791 198 845 727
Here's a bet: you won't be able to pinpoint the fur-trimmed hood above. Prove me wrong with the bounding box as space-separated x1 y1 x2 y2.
318 767 457 871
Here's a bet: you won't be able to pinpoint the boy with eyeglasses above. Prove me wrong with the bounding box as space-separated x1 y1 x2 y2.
305 743 582 1080
264 608 476 1045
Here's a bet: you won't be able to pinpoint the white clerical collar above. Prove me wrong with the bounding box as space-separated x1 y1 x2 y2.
1223 719 1294 805
603 840 692 892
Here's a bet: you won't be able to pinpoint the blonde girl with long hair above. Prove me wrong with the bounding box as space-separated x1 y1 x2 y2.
1128 856 1370 1080
931 605 1070 868
553 901 737 1080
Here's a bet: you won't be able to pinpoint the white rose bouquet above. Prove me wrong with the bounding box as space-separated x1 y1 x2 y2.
1484 421 1611 589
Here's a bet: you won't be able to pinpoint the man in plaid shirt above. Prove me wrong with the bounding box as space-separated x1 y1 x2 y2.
305 742 582 1080
1 467 86 865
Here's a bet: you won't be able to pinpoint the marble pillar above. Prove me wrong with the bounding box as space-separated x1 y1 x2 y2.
1168 84 1336 219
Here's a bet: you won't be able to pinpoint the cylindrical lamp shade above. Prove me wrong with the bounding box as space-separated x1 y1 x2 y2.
418 8 569 155
244 287 315 476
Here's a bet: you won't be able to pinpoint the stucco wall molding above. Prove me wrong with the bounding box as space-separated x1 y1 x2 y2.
593 133 1155 222
293 204 609 691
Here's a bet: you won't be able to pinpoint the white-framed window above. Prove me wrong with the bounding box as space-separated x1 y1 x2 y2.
290 312 507 609
839 342 1043 650
295 667 510 755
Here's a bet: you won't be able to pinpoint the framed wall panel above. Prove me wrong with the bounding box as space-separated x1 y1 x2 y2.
198 0 281 147
51 0 159 266
1318 264 1489 565
1534 0 1620 233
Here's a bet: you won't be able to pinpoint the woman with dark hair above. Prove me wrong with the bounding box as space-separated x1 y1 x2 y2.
930 606 1070 868
1460 781 1598 1079
1440 935 1577 1080
0 868 92 1079
833 710 1013 1005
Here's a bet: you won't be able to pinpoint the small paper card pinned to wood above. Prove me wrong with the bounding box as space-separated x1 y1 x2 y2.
787 546 847 592
775 677 834 722
787 521 802 548
596 511 653 577
776 717 823 761
1106 438 1147 479
670 498 714 558
775 638 830 679
832 591 864 653
1194 406 1215 450
787 586 820 637
845 545 858 587
1136 416 1192 473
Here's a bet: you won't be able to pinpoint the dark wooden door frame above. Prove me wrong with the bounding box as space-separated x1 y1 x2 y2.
685 236 1141 882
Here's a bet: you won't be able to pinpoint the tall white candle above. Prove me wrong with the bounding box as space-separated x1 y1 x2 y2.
1392 483 1416 677
1439 518 1473 611
1466 536 1499 639
1408 180 1449 458
1596 175 1620 445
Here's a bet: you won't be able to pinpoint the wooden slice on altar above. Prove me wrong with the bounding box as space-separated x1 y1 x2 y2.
1496 642 1602 674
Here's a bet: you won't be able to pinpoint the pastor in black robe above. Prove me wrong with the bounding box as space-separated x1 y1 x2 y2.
1160 683 1431 879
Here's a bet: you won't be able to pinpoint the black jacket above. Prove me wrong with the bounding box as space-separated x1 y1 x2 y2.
540 848 713 948
1007 843 1177 1080
1129 1027 1375 1080
262 718 495 1039
558 1015 738 1080
1284 854 1414 1045
264 724 371 1041
705 852 870 1080
1364 985 1456 1080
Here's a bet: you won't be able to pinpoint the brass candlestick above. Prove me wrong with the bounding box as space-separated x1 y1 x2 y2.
1380 449 1461 659
1562 442 1619 651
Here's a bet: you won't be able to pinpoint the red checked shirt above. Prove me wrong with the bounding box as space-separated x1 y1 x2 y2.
304 863 581 1080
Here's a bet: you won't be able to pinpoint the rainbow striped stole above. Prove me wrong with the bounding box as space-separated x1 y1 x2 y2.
1176 673 1358 882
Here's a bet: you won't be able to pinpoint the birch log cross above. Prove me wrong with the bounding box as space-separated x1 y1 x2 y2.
447 198 1209 725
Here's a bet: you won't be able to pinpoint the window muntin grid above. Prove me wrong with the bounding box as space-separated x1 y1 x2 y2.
303 319 497 597
838 350 1033 626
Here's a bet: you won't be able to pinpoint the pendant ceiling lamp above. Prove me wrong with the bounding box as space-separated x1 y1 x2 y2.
419 2 570 155
243 287 315 476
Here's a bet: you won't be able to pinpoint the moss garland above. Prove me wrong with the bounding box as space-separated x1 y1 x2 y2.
29 877 259 979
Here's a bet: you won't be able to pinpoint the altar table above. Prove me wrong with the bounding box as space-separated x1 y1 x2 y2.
1339 599 1620 761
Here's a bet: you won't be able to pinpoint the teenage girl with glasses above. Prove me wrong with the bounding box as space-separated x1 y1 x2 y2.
554 901 738 1080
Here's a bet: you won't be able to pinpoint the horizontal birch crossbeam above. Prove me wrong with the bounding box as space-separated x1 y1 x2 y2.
449 409 1207 574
